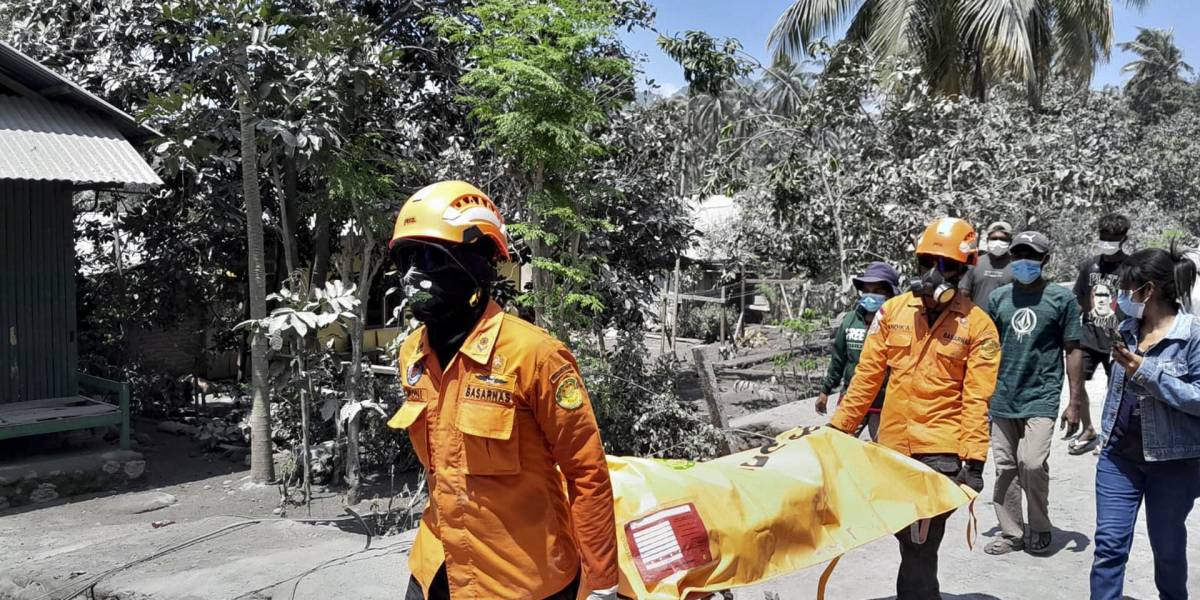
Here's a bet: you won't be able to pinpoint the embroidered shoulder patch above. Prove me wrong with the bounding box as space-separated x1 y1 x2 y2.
980 338 1001 361
549 363 574 384
555 376 585 410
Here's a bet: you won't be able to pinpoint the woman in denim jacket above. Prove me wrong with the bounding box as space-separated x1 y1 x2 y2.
1090 246 1200 600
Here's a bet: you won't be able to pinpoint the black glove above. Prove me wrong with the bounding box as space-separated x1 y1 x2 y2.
955 459 985 492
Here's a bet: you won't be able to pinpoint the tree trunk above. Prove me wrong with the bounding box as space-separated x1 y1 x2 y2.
311 211 332 289
819 165 851 293
279 153 301 283
299 374 313 514
237 45 276 484
344 236 379 505
528 162 552 327
110 192 131 370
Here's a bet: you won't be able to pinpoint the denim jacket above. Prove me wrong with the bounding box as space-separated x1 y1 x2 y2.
1101 312 1200 461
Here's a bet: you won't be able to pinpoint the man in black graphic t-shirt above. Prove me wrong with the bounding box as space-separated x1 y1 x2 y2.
1068 213 1130 455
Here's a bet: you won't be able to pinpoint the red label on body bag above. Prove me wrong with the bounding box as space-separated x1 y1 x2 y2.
625 502 713 584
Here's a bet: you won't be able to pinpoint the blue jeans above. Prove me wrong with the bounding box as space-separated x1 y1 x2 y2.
1091 447 1200 600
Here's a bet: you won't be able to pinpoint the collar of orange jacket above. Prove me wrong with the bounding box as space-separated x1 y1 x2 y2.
408 300 505 367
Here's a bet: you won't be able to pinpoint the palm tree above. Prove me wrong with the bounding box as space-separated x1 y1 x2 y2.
769 0 1149 103
1119 27 1192 92
235 44 275 484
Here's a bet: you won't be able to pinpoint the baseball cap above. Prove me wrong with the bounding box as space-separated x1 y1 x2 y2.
1011 230 1052 254
985 221 1013 236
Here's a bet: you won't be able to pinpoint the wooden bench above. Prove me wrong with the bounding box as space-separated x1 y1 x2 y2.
0 373 130 449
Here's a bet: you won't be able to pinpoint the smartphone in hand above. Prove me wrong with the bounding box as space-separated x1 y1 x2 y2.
1105 323 1123 346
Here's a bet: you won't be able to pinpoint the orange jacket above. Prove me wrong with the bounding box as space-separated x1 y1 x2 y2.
830 292 1000 461
387 301 618 599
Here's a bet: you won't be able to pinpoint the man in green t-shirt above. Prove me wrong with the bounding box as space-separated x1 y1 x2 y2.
816 261 900 440
984 231 1086 556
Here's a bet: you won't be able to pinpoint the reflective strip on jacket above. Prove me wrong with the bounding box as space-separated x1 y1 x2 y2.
830 292 1001 461
386 301 618 599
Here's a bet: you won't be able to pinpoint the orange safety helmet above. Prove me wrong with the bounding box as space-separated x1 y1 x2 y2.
915 217 978 266
389 180 510 261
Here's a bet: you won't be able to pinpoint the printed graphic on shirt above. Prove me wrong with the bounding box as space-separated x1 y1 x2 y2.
1089 276 1118 329
845 326 867 351
555 376 585 410
1011 307 1038 340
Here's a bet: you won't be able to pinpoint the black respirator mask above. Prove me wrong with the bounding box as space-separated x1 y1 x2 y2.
909 256 965 305
390 241 493 324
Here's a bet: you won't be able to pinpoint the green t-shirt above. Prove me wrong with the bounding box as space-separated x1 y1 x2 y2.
820 308 886 409
986 281 1082 418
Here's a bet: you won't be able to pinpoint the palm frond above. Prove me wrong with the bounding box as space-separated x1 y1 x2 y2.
867 0 922 58
956 0 1037 96
769 0 867 60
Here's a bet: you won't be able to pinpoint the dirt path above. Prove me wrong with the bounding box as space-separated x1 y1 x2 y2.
6 376 1197 599
0 421 415 600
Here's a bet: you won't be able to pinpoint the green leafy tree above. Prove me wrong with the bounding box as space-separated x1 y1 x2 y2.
431 0 635 331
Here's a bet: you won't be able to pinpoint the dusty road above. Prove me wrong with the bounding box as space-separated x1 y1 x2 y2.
3 377 1198 599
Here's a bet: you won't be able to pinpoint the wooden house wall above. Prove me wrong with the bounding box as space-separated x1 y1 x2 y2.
0 180 77 403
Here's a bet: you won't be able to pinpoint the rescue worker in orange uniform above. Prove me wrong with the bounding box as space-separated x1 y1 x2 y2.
386 181 619 600
829 217 1002 600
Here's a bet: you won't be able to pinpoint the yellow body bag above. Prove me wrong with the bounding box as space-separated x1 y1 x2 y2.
608 426 976 600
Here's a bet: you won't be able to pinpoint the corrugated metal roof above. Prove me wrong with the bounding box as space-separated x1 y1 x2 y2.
0 96 162 185
0 41 160 142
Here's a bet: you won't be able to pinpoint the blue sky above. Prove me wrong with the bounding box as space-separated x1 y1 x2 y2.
620 1 1200 95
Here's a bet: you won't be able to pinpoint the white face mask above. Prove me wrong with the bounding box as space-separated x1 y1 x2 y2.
987 240 1010 256
1097 240 1122 256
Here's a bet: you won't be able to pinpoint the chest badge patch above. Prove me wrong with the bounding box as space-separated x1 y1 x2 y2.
555 376 585 410
474 373 509 386
406 361 425 385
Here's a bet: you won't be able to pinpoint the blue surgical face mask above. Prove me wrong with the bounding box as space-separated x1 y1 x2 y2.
1011 259 1043 285
858 293 887 313
1117 286 1147 320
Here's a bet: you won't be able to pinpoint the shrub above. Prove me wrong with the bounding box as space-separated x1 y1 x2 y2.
581 330 725 460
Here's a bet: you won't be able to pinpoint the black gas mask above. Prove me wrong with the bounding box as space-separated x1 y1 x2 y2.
910 255 966 305
390 240 494 325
